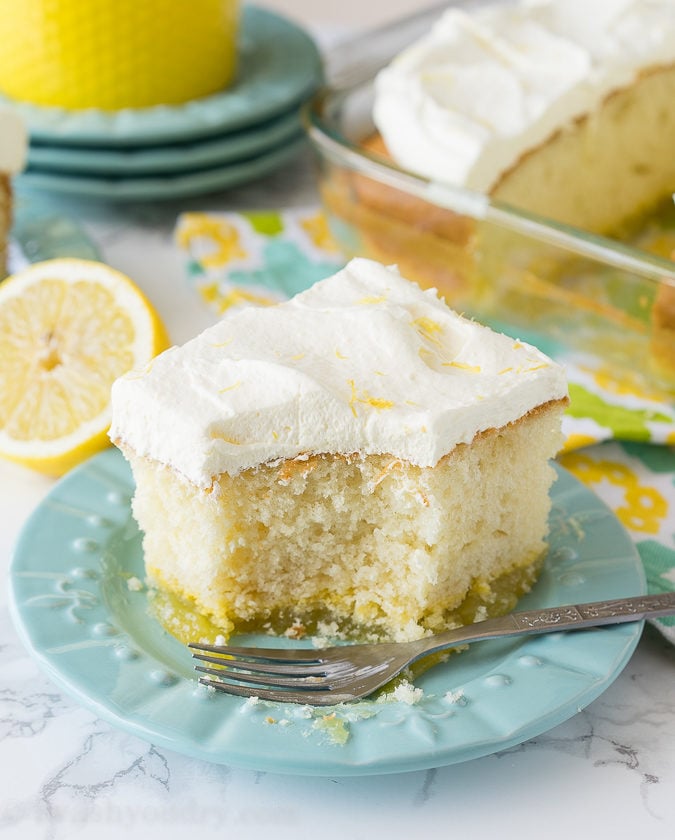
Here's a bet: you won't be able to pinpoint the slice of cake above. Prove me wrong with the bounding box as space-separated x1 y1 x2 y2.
0 106 27 277
372 0 675 236
110 259 568 642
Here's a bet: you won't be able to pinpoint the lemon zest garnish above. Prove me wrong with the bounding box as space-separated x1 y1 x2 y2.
443 361 481 373
201 286 276 314
348 379 358 417
413 317 444 347
358 295 386 305
335 349 348 360
218 381 241 393
290 352 306 361
209 337 234 348
347 379 394 415
525 363 549 372
413 317 443 334
499 367 513 375
366 397 395 410
209 432 241 445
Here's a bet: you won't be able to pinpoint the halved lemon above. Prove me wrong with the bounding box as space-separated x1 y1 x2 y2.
0 258 170 476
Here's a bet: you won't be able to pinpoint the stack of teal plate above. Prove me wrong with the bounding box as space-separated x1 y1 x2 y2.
5 7 322 201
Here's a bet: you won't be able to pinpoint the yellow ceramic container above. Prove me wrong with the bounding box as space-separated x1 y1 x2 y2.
0 0 239 110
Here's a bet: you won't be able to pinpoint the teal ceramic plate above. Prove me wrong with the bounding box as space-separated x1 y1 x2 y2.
9 449 645 777
17 138 305 201
2 7 322 147
26 110 302 175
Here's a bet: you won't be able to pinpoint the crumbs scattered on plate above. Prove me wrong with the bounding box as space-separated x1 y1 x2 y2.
377 680 424 706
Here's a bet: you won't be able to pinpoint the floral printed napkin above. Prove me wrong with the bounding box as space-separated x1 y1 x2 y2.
174 207 675 643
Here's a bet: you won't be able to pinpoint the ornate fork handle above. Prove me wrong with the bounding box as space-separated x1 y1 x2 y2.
513 592 675 630
423 591 675 657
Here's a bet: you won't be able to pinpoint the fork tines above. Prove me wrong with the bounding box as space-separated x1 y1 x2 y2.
188 641 356 705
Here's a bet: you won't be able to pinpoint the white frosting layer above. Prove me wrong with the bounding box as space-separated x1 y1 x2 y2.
373 0 675 191
0 106 26 174
110 259 568 488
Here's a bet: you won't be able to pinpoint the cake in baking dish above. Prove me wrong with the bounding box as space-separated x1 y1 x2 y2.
110 258 568 642
316 0 675 388
371 0 675 236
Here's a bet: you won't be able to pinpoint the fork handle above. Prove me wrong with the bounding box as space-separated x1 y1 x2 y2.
421 591 675 657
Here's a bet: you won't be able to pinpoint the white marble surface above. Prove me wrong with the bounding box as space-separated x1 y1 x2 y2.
2 8 675 838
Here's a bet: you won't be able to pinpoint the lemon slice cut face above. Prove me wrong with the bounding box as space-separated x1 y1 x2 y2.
0 258 169 476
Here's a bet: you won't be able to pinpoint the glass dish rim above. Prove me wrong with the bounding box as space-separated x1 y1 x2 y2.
302 84 675 294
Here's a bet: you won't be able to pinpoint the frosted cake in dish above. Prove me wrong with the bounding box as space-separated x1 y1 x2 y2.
110 259 568 642
372 0 675 236
322 0 675 387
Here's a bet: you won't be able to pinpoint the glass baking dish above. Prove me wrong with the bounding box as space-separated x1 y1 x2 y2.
303 4 675 399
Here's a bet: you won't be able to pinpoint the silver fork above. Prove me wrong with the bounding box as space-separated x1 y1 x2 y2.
189 592 675 706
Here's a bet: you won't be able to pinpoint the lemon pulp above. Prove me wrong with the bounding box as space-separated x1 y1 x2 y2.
0 258 169 476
